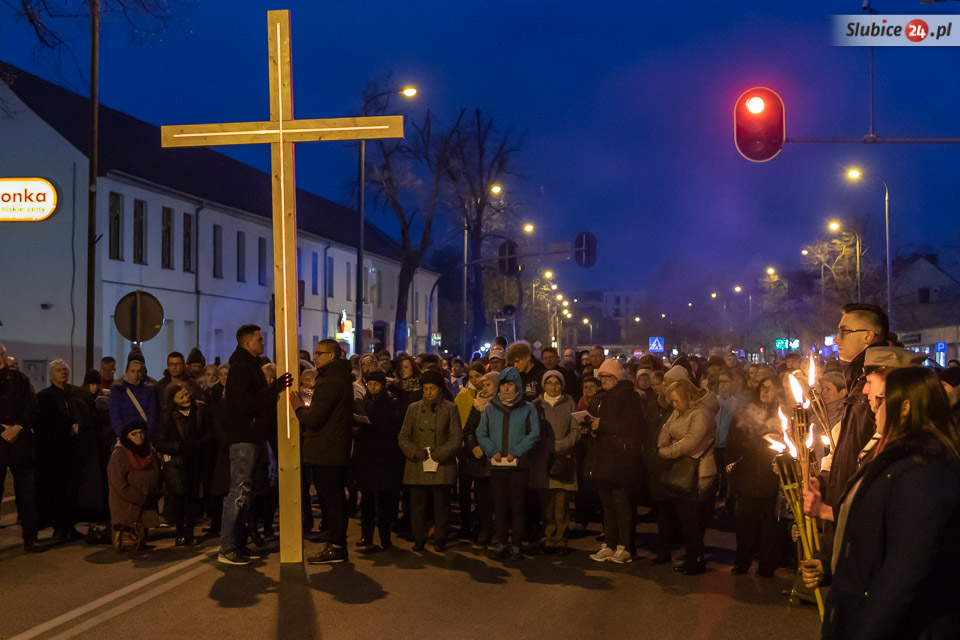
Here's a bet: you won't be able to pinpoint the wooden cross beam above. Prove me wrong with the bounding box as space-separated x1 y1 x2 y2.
161 9 403 564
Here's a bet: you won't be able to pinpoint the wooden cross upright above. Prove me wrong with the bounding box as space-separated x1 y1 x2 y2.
161 9 404 563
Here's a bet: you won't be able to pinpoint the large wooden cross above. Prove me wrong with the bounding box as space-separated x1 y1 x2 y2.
161 9 403 563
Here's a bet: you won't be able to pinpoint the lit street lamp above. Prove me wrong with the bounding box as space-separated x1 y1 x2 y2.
847 167 893 326
582 317 593 344
357 85 418 354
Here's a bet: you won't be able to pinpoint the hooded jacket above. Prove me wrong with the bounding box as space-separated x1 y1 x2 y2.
476 367 541 466
297 358 354 467
108 378 159 437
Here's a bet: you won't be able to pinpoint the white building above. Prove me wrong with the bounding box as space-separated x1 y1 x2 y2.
0 62 438 387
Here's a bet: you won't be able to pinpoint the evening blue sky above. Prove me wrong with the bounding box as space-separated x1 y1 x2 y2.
3 0 959 308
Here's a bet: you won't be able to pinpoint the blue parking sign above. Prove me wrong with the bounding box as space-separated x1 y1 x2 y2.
935 341 947 353
649 337 665 353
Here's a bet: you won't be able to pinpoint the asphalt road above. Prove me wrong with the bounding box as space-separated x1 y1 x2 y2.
0 508 822 640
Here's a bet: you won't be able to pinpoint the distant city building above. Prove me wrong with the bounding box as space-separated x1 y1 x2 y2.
0 61 438 387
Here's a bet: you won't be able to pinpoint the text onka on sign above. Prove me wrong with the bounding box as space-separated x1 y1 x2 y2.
0 178 58 221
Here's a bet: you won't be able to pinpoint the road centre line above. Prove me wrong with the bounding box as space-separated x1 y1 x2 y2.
9 547 218 640
47 565 214 640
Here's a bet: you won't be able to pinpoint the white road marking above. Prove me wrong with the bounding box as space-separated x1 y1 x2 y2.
9 548 218 640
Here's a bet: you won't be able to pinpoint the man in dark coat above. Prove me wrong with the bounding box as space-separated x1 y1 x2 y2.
35 358 83 543
826 303 890 514
541 346 581 402
218 324 291 565
290 338 354 564
0 343 42 552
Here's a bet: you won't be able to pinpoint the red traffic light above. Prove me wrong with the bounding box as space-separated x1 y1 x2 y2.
734 87 784 163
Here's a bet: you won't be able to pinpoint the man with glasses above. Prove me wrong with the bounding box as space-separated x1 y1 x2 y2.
290 339 354 564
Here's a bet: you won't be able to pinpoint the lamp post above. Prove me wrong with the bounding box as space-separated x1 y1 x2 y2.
582 317 593 345
828 220 862 302
847 168 892 327
356 86 417 355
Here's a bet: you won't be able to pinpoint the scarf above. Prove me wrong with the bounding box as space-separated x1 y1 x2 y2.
399 376 421 392
542 393 563 407
474 390 494 412
500 392 519 407
120 437 154 467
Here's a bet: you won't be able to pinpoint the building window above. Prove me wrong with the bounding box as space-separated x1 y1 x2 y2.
133 199 147 264
377 271 383 308
161 207 173 269
236 231 246 282
311 252 319 295
919 287 930 304
326 256 334 298
213 224 223 279
258 237 267 286
108 192 124 260
346 261 352 301
183 213 194 273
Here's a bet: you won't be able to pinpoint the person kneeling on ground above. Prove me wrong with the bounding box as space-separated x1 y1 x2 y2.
108 420 161 552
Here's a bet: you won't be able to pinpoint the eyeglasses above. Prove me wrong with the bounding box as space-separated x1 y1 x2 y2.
836 328 869 338
597 373 616 381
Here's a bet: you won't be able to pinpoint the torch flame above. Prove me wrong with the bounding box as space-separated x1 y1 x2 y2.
808 355 816 388
806 430 814 450
803 399 811 410
778 407 799 458
821 435 831 447
764 433 786 453
788 374 805 405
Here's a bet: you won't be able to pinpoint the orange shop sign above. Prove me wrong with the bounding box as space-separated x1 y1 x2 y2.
0 178 58 221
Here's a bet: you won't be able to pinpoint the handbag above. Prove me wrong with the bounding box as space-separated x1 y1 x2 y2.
660 455 700 497
548 453 575 483
112 523 145 552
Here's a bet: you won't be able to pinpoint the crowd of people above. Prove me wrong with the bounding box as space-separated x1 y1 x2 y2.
2 301 959 637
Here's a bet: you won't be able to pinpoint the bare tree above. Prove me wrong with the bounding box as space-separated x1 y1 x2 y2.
444 108 520 354
365 88 462 353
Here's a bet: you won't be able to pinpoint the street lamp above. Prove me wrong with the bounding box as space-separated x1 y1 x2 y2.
710 292 718 299
523 223 535 234
847 167 893 326
556 294 563 301
582 317 593 344
550 283 558 290
733 285 742 293
490 184 502 195
766 267 776 275
544 270 553 279
357 85 418 354
733 284 752 318
634 316 640 323
828 220 862 302
801 249 809 256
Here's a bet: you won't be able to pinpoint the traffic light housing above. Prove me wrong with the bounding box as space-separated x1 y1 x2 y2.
734 87 785 163
498 240 519 276
574 232 596 268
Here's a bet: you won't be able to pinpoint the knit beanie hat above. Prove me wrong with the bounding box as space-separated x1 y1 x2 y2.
83 370 102 387
419 370 445 390
542 369 565 390
636 368 653 380
186 348 206 366
364 370 387 386
663 365 690 383
488 347 506 362
598 358 625 380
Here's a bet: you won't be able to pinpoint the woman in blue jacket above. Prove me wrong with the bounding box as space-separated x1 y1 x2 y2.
476 367 540 560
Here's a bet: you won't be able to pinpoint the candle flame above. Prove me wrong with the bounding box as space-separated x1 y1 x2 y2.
788 374 805 405
778 408 799 458
808 356 816 388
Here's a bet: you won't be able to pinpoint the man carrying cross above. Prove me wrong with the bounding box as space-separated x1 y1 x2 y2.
162 9 403 563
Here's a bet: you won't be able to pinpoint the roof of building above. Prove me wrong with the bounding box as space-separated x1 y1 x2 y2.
0 60 404 261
